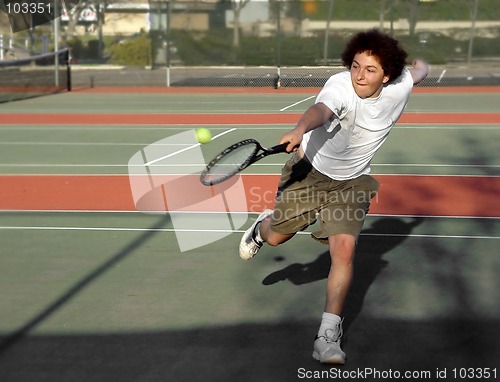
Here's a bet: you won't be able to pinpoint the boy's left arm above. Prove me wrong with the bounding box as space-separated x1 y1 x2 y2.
410 59 429 85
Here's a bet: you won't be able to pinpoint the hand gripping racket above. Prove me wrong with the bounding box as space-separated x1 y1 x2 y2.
200 139 289 186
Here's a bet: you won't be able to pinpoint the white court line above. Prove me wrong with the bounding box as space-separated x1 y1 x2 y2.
372 164 500 168
1 163 499 171
437 69 447 83
394 125 500 129
0 125 498 132
144 128 236 166
131 163 500 169
0 142 193 146
1 210 499 220
0 225 497 240
280 95 315 112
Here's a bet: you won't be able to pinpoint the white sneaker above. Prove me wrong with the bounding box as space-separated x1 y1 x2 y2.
239 209 273 260
312 324 346 364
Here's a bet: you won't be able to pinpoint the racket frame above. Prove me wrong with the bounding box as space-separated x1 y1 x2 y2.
200 139 288 186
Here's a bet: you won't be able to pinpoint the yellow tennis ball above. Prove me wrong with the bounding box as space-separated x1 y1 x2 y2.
196 128 212 144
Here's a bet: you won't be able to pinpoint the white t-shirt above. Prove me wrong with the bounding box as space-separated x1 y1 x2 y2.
301 68 414 180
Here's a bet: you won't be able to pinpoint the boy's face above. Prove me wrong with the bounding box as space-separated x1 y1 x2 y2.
350 51 390 99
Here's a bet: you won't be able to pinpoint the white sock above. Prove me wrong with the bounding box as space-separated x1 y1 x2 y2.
317 312 341 337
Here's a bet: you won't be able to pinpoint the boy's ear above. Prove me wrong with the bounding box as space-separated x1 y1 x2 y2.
382 74 390 84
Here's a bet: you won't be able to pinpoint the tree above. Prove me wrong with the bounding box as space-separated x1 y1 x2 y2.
230 0 251 47
467 0 480 64
378 0 392 30
62 0 109 42
407 0 420 36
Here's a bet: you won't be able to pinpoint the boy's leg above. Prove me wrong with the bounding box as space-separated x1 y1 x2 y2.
312 175 379 364
325 233 356 314
312 233 355 365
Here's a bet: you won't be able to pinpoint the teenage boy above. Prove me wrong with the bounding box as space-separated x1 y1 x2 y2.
239 29 429 364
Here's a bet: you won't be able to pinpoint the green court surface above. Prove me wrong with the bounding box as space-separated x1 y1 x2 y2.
0 89 499 382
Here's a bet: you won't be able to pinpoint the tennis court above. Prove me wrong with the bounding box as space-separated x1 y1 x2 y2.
0 86 499 381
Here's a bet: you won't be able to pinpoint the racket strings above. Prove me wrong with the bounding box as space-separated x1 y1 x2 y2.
202 143 257 184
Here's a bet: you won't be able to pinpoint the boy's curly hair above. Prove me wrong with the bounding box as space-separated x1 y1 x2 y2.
341 29 408 83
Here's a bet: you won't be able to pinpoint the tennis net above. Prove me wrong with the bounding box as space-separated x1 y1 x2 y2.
0 48 71 103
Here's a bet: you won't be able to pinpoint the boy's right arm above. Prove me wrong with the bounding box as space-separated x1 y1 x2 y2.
280 103 334 152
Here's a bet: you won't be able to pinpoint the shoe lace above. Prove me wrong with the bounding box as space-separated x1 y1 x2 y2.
323 319 343 343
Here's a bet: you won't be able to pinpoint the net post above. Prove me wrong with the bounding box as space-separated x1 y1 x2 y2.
274 66 281 89
65 49 72 91
53 0 60 87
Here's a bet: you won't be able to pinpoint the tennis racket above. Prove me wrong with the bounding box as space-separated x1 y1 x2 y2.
200 139 289 186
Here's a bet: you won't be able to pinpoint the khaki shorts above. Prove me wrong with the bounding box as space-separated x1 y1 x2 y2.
270 152 380 244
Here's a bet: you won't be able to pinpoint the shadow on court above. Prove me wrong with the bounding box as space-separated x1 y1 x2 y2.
262 217 424 330
0 318 498 382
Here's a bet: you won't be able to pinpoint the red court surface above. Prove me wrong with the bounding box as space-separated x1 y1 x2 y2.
0 174 499 218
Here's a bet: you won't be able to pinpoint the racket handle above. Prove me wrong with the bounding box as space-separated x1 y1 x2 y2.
269 142 291 154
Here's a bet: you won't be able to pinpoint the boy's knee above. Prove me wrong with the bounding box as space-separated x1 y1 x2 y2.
329 234 356 263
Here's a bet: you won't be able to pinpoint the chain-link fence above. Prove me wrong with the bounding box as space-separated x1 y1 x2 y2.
142 0 500 86
5 0 499 88
148 0 499 66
